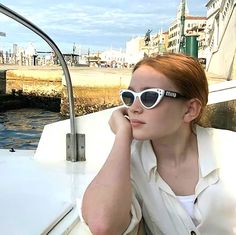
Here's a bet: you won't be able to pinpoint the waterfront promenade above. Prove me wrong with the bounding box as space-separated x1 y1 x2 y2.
0 64 228 85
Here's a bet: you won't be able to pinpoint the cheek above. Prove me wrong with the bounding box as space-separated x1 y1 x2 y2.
151 103 184 120
129 102 187 140
147 103 186 129
162 101 186 119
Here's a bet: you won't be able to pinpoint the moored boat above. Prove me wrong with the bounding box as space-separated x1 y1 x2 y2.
0 2 235 234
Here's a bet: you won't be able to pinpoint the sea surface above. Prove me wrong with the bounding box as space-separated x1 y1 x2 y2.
0 108 63 150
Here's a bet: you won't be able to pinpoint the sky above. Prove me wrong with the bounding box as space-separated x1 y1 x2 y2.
0 0 207 54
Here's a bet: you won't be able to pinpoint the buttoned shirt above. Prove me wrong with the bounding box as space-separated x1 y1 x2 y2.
124 126 236 235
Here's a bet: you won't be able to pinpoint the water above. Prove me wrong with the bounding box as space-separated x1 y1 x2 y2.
0 108 63 150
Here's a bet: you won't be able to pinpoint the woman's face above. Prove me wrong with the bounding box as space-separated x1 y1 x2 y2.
127 65 188 141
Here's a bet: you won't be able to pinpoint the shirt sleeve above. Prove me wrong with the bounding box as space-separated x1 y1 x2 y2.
122 191 142 235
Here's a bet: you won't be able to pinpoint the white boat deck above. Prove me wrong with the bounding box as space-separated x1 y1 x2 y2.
0 151 76 234
0 80 236 234
0 107 116 234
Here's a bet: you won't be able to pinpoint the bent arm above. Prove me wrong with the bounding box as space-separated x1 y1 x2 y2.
82 108 133 235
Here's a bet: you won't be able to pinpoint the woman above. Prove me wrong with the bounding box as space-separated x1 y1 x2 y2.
82 53 236 235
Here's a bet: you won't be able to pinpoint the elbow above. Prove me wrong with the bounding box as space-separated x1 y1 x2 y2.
86 218 117 235
82 198 130 235
82 209 115 235
83 212 129 235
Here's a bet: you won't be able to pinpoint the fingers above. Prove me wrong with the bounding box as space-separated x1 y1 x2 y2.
110 107 129 121
115 106 129 116
109 107 131 134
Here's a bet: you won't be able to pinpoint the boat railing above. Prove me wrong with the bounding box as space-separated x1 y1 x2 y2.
0 3 85 162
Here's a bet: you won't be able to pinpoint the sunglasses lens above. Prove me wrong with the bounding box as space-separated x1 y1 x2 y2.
141 91 159 108
121 91 134 106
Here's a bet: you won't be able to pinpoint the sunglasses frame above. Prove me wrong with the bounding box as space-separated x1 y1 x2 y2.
120 88 185 109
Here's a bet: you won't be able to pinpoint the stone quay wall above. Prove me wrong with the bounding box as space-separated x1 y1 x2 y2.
5 67 62 97
0 66 132 116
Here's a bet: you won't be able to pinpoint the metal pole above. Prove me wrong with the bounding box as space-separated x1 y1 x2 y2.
0 3 85 161
179 0 186 53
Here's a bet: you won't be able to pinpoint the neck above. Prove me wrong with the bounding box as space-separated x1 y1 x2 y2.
151 125 197 167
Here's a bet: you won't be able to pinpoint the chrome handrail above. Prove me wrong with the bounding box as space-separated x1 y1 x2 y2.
0 3 85 161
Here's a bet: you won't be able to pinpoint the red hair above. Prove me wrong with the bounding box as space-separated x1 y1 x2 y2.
133 53 209 123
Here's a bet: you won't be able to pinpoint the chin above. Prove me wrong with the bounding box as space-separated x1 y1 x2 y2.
133 127 152 139
133 135 149 141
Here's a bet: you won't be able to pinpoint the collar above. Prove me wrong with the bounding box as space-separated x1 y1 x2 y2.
196 125 221 177
140 140 157 179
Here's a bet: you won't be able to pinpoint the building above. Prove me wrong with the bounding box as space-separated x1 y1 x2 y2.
25 42 37 66
185 18 207 59
168 0 206 53
126 37 145 67
100 49 126 68
125 30 169 66
205 0 236 79
149 30 169 56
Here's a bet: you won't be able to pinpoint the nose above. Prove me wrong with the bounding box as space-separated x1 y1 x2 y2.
129 97 143 113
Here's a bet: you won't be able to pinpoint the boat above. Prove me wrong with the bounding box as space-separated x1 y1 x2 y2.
0 2 235 235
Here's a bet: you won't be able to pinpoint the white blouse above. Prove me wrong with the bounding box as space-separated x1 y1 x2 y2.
124 126 236 235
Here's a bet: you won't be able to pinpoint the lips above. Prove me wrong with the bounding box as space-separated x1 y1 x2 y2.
130 119 145 127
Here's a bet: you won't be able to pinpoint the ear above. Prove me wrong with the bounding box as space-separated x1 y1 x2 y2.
183 98 202 123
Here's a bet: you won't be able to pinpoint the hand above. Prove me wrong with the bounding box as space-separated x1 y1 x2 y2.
109 107 133 139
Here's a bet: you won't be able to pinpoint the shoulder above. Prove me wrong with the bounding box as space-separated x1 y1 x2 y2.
197 125 236 148
197 125 236 173
197 125 235 135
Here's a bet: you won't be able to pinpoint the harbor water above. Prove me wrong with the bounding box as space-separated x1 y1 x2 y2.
0 108 63 150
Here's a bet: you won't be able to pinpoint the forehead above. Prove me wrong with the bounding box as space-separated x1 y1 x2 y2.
130 65 175 90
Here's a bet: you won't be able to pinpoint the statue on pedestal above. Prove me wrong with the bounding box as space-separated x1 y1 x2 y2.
144 29 152 46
